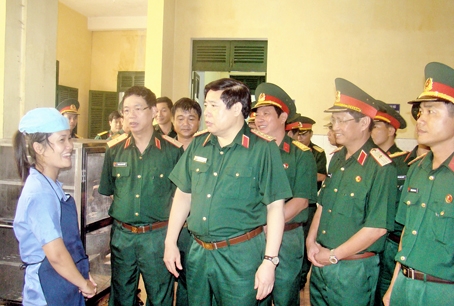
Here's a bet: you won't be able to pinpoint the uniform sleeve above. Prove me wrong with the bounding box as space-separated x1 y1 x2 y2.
364 163 397 230
259 141 292 205
293 150 318 202
26 192 62 246
315 150 328 175
169 141 194 193
98 147 114 196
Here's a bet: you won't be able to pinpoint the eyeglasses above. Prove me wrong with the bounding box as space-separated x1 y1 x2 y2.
330 118 356 126
122 106 150 116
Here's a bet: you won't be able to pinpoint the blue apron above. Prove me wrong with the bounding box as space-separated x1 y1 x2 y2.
36 175 89 305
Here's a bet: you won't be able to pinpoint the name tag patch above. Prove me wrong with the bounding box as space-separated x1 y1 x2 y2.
194 156 207 163
114 162 128 167
408 187 419 193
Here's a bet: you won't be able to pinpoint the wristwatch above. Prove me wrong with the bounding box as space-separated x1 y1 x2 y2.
329 249 339 264
264 255 280 266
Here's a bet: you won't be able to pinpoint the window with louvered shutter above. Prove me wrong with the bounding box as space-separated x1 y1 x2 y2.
56 85 78 106
117 71 145 92
88 90 119 138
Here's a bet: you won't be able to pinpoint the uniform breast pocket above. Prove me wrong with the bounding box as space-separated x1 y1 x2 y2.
429 200 454 247
220 166 256 200
150 166 172 196
191 163 210 193
336 189 368 218
112 166 131 188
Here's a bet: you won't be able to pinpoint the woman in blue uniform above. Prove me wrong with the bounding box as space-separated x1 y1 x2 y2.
13 108 96 305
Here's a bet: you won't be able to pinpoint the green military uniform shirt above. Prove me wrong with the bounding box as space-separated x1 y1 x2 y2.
317 138 397 253
98 132 183 225
309 141 327 190
280 135 318 223
396 151 454 281
169 123 292 241
154 123 177 138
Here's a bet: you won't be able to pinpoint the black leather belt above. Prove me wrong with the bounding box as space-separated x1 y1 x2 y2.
401 265 454 284
388 232 401 244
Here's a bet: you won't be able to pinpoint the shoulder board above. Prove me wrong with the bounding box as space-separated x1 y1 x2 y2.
331 146 343 155
107 133 128 148
312 145 324 153
97 131 108 136
389 151 409 159
251 129 275 142
162 134 183 148
193 129 209 137
370 148 392 166
407 152 428 166
292 141 311 151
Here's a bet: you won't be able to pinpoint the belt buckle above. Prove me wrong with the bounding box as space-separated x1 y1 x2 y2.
405 267 415 279
131 226 139 234
202 241 214 251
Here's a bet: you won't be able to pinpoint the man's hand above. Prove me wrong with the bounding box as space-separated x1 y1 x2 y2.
254 260 276 300
307 240 325 267
163 242 182 278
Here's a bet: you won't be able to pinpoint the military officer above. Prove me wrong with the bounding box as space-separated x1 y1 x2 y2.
95 110 124 140
371 100 409 304
164 78 292 305
154 96 178 138
253 83 318 305
56 98 82 138
307 78 397 306
384 62 454 306
99 86 183 305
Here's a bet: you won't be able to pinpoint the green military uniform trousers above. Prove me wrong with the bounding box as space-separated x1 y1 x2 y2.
376 238 399 305
187 232 269 306
272 226 304 306
175 226 192 306
310 255 380 306
390 272 454 306
109 222 174 306
301 204 316 289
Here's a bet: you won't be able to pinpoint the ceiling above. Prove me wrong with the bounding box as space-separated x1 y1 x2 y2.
59 0 148 30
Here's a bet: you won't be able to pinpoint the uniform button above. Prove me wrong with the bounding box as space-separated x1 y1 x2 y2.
220 151 224 155
137 175 141 179
160 174 164 178
202 217 207 221
117 174 120 177
139 156 142 160
406 200 411 205
196 168 200 172
350 193 355 197
412 230 417 235
328 209 332 213
440 211 445 216
213 172 218 176
235 173 240 177
340 167 345 171
421 203 426 208
400 256 406 261
334 188 338 192
322 184 326 188
429 175 434 180
322 230 326 234
136 194 140 198
135 212 139 216
207 194 211 198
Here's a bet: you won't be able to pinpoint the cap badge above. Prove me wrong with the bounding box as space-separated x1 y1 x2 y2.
355 176 362 182
446 194 453 204
70 104 77 111
283 163 289 169
424 78 433 92
258 93 266 102
335 91 341 103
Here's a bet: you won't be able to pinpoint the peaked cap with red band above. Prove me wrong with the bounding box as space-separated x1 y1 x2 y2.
325 78 378 119
285 114 316 131
252 82 296 120
56 98 80 115
408 62 454 105
374 100 407 130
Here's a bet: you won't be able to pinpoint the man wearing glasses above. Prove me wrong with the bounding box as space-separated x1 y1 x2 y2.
306 78 397 305
99 86 183 305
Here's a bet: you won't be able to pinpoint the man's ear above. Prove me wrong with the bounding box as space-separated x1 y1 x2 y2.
360 116 371 132
232 102 243 116
279 112 288 124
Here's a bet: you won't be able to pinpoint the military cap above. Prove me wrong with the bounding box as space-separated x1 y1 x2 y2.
285 114 316 131
325 78 378 118
56 98 80 115
374 100 407 130
409 62 454 105
252 83 297 120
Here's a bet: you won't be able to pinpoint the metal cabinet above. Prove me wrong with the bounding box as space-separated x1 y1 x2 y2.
0 139 112 304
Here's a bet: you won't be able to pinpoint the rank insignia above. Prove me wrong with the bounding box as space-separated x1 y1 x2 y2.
283 163 289 169
446 194 453 203
155 137 161 149
355 176 362 182
242 135 250 148
357 150 367 166
283 142 290 153
124 136 131 149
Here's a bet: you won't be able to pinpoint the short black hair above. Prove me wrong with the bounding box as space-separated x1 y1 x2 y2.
121 86 157 109
172 98 202 119
157 96 173 110
108 110 122 122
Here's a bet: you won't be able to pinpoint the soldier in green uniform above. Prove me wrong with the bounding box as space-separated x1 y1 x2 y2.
56 98 82 138
154 96 178 138
164 78 292 305
307 78 397 306
98 86 183 306
384 62 454 306
95 110 124 140
371 100 409 304
253 83 318 305
170 97 202 306
286 115 328 290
